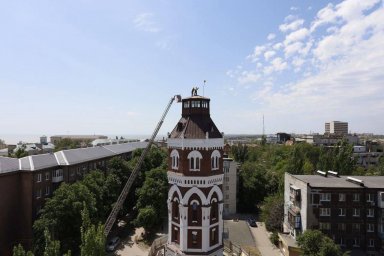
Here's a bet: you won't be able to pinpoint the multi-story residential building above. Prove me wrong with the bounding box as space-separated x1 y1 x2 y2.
283 172 384 256
223 157 238 216
325 121 348 135
0 142 147 255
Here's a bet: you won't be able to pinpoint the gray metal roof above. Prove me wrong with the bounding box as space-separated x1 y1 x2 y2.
0 142 148 173
19 154 59 171
0 157 19 174
293 174 384 189
103 142 148 154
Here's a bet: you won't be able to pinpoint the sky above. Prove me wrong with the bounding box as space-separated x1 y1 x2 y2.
1 0 383 143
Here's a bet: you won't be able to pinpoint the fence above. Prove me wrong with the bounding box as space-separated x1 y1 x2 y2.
148 235 168 256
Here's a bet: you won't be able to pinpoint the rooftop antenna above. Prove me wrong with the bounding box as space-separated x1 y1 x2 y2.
203 80 206 96
263 114 265 136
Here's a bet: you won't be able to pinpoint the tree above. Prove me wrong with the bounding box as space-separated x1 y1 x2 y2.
13 244 34 256
134 167 168 231
332 140 355 175
285 144 305 174
11 144 28 158
80 204 105 256
297 230 347 256
134 206 158 233
33 183 96 254
43 229 60 256
261 193 284 231
238 162 268 212
231 144 249 163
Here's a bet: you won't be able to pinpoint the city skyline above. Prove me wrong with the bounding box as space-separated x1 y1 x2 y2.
1 0 383 138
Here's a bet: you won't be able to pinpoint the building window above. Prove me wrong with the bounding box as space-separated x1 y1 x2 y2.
353 208 360 217
37 173 42 182
367 223 374 232
192 202 198 222
339 193 345 202
192 231 197 244
353 193 360 202
45 186 50 196
36 189 42 199
337 223 346 231
352 223 360 231
320 208 331 216
211 150 221 170
338 208 346 216
170 149 179 170
173 228 179 242
367 193 374 202
353 238 360 247
211 228 216 243
368 239 375 248
45 172 49 181
226 194 229 199
319 222 331 230
211 199 218 220
320 193 331 201
367 208 374 217
188 151 202 171
226 186 229 190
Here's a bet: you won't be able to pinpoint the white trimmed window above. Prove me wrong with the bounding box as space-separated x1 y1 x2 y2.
170 149 180 170
367 193 374 202
191 200 200 223
319 222 330 230
211 150 221 170
367 223 374 232
45 186 50 196
36 189 42 199
338 208 346 216
188 151 202 171
320 208 331 216
338 223 346 231
353 208 360 217
37 173 42 183
368 239 375 248
45 172 49 181
367 208 374 217
339 193 345 202
320 193 331 201
353 238 360 247
352 223 360 231
353 193 360 202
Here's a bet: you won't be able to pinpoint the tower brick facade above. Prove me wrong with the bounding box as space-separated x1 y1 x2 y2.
165 95 224 256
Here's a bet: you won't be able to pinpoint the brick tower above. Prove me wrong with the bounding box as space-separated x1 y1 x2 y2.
165 91 224 256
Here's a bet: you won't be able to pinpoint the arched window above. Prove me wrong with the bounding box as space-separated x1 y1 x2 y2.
211 198 218 220
173 197 179 219
192 202 198 222
170 149 179 170
188 151 203 171
211 150 221 170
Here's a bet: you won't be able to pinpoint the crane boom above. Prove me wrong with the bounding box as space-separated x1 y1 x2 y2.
104 95 181 236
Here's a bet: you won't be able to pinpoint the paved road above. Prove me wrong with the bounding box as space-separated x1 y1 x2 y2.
224 219 255 247
250 222 282 256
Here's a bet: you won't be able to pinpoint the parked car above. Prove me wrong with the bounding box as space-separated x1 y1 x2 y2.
248 218 257 227
106 236 120 252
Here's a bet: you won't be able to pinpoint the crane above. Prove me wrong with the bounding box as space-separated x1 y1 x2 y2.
104 95 181 236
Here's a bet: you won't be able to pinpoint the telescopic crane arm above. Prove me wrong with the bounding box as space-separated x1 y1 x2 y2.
104 95 181 236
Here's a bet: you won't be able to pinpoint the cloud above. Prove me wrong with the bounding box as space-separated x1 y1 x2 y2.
238 71 261 84
290 6 299 11
279 18 304 32
247 45 267 62
133 13 161 33
264 50 276 61
228 0 384 133
267 33 276 40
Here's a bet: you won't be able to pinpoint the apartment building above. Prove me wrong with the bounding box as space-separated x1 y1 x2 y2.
0 142 147 255
325 121 348 135
223 157 239 216
283 172 384 256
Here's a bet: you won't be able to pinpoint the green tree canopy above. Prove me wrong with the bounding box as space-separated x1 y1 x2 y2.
297 230 347 256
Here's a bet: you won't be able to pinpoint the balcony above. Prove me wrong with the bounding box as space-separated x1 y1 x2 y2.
288 205 301 229
52 169 63 183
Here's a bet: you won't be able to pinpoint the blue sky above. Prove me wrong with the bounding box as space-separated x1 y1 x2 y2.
1 0 383 142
